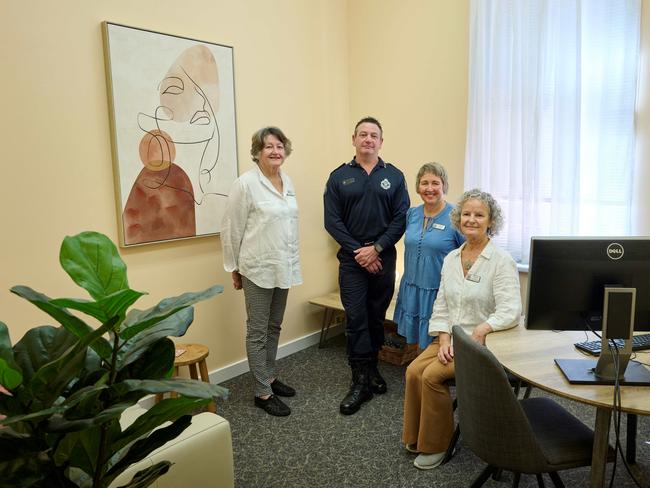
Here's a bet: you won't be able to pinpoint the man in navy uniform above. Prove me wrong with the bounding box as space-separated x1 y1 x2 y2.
324 116 409 415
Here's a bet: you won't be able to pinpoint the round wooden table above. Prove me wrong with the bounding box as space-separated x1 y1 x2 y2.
486 326 650 487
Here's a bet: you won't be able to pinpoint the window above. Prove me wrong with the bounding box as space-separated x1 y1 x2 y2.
464 0 641 264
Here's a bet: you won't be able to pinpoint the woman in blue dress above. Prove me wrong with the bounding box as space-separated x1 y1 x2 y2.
393 163 464 351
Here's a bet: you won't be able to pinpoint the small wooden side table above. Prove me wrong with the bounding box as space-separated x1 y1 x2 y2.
156 343 216 413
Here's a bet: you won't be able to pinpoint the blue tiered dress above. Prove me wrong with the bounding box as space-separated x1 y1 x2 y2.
393 204 464 350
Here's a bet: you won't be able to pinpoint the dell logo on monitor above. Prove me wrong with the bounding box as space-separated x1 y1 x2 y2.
606 243 624 260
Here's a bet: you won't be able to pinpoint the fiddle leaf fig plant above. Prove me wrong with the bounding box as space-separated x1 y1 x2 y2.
0 231 226 488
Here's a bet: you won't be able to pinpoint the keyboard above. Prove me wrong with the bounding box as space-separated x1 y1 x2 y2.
574 333 650 356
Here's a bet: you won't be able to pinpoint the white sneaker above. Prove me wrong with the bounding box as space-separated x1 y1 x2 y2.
413 451 445 470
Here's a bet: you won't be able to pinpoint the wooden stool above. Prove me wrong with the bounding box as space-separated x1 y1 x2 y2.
156 343 216 413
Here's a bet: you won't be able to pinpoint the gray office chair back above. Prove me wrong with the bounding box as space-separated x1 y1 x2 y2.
452 326 549 473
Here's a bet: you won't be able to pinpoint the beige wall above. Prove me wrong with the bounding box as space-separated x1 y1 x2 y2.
347 0 469 201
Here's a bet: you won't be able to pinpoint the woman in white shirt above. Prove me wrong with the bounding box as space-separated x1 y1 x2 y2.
402 189 521 469
221 127 302 417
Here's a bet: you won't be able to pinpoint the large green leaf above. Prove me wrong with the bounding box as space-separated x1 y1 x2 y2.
0 384 110 428
121 338 175 380
105 416 191 484
0 323 22 390
111 397 208 453
0 322 14 360
116 309 194 370
45 401 134 434
120 285 223 340
30 317 118 407
0 323 22 391
52 288 146 324
12 325 78 386
116 461 171 488
0 358 22 391
53 434 83 473
0 388 26 419
64 422 120 481
10 287 112 361
59 231 128 301
0 404 67 427
109 379 228 406
62 385 108 418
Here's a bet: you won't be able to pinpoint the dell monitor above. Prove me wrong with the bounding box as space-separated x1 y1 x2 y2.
526 237 650 333
525 237 650 385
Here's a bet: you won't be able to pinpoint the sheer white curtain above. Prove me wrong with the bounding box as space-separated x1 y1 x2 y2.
465 0 641 264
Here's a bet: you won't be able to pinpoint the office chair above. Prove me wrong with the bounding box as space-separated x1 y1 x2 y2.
441 364 532 465
452 326 610 487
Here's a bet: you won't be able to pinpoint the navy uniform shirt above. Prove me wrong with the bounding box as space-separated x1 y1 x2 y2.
324 158 409 254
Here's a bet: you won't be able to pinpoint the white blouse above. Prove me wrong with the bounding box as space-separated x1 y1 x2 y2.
221 167 302 289
428 239 521 337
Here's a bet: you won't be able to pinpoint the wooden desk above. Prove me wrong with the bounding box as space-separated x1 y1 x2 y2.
486 327 650 487
309 292 397 347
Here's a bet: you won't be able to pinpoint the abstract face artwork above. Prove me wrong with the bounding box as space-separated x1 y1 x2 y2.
104 23 239 246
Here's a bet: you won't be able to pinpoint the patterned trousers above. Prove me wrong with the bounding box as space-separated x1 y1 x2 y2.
242 276 289 397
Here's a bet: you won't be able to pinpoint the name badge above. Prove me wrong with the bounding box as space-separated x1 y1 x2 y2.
342 177 355 186
286 191 296 197
466 273 481 283
432 223 446 230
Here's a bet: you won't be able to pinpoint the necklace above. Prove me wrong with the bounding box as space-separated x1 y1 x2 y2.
462 239 488 272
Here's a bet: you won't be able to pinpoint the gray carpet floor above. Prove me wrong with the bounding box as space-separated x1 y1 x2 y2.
216 334 649 488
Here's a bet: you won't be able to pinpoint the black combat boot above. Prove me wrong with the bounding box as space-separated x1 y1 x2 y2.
369 359 387 394
339 364 373 415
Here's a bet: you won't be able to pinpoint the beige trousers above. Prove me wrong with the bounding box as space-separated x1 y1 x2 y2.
402 340 455 454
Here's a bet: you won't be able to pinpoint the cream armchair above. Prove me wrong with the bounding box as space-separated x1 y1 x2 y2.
110 404 234 488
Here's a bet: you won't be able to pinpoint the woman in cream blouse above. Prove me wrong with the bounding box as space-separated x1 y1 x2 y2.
402 188 521 469
221 127 302 417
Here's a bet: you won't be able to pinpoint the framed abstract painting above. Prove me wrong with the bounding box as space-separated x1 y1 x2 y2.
102 22 239 246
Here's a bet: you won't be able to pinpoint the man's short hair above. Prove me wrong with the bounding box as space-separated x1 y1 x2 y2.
354 116 383 137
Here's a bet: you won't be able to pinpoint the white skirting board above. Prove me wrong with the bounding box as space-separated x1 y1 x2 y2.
209 323 344 385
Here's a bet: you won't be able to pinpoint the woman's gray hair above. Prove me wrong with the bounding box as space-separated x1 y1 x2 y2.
250 126 292 163
415 162 449 194
450 188 504 237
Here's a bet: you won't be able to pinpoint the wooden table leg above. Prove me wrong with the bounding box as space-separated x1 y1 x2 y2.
171 366 180 399
189 363 199 380
590 407 612 487
318 308 334 348
198 359 217 413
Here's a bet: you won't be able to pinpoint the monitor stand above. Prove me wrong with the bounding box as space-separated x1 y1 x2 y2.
556 287 650 385
555 358 650 386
